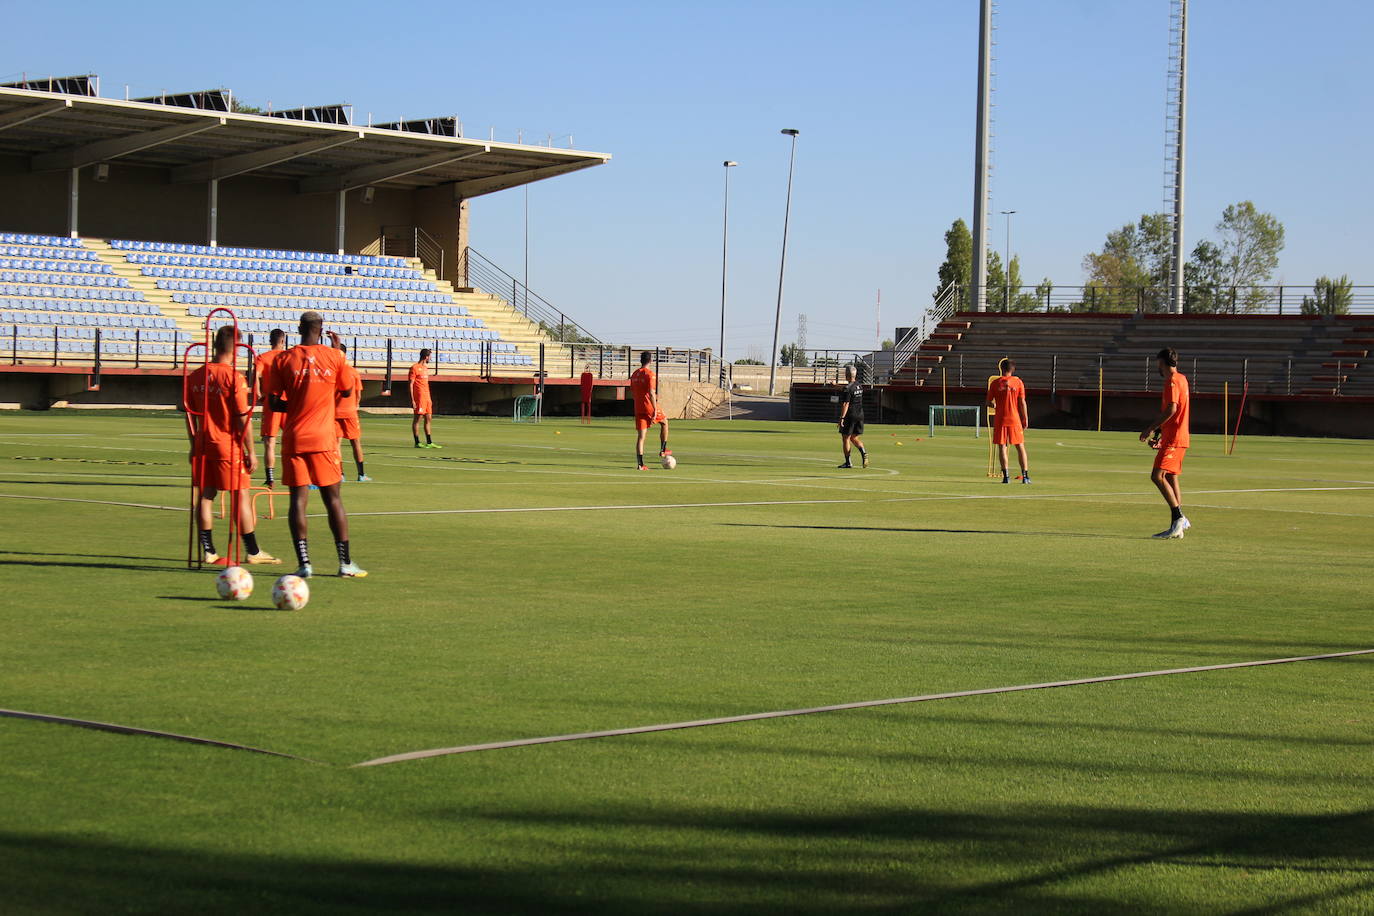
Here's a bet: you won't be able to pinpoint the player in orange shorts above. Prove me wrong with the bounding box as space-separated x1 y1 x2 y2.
184 325 280 566
253 328 287 488
986 357 1031 484
263 311 366 578
629 351 669 470
409 349 440 448
335 344 370 482
1140 346 1192 539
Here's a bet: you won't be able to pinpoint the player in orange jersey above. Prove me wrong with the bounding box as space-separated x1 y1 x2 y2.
184 325 280 566
629 351 669 470
409 349 440 448
263 312 366 578
335 344 370 482
253 328 287 488
986 357 1031 484
1140 347 1192 539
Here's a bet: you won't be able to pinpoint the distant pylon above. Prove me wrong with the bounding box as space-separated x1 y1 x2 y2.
796 313 807 353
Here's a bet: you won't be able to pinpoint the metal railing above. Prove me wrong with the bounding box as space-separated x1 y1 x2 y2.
877 282 961 382
950 283 1374 316
458 247 600 344
557 343 722 383
378 225 446 280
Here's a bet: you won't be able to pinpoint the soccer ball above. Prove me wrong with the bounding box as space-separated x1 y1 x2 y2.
271 575 310 611
662 455 677 470
215 566 253 601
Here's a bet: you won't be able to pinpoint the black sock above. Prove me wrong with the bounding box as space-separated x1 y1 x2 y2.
199 529 215 556
426 434 433 444
356 461 365 477
414 434 420 446
294 538 310 568
637 452 644 467
242 531 260 555
857 447 866 457
336 540 351 566
265 467 274 487
1171 505 1183 522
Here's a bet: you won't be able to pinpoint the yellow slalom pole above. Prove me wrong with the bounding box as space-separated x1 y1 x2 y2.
1097 366 1103 432
941 367 947 427
1223 382 1229 455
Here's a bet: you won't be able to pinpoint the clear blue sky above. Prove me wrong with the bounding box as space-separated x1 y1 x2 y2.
4 0 1371 358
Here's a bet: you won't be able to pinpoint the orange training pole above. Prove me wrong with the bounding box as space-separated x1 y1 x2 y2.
1229 381 1249 456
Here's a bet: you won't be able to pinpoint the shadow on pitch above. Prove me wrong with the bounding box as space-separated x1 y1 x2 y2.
0 478 175 488
0 558 184 573
3 805 1370 914
723 523 1137 539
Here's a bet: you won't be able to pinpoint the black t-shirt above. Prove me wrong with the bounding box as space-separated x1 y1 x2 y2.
841 381 864 419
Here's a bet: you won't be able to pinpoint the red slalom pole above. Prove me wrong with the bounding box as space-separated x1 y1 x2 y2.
1228 381 1249 456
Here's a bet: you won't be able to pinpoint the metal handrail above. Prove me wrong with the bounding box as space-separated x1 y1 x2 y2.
459 247 599 343
953 283 1374 316
875 282 960 383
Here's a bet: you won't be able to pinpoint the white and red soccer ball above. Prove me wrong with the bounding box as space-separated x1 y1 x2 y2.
661 455 677 470
272 575 310 611
215 566 253 601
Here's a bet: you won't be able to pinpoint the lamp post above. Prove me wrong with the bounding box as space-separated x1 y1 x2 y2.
719 160 737 389
1000 209 1016 312
768 129 800 397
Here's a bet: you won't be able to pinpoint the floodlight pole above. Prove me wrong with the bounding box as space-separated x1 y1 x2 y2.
768 129 799 397
971 0 993 312
719 160 737 389
1001 210 1015 311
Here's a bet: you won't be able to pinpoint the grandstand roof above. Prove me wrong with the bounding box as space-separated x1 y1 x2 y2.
0 87 609 196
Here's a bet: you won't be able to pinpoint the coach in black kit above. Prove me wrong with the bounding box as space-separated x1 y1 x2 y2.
837 364 869 469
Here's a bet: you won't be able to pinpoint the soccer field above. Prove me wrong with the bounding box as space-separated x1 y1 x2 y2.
1 411 1371 914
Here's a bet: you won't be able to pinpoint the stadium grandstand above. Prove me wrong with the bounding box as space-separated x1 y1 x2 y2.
0 76 722 415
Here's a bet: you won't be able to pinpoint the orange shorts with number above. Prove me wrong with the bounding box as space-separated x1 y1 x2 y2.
635 410 666 431
412 397 432 416
1154 445 1186 475
193 455 250 493
282 450 343 488
336 417 361 440
992 423 1024 446
260 409 283 438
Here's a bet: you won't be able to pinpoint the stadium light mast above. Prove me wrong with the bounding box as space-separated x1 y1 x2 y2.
970 0 993 312
1001 209 1016 311
768 129 800 397
719 160 737 388
1166 0 1189 314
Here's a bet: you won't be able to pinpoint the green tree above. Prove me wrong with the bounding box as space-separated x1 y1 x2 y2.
733 358 764 365
985 250 1006 313
1034 277 1054 312
1004 255 1041 311
935 218 973 309
1184 239 1226 313
1213 201 1285 312
1301 275 1353 315
1081 213 1172 311
779 343 809 367
880 338 895 350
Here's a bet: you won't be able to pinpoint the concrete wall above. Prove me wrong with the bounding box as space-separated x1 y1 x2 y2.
0 155 462 256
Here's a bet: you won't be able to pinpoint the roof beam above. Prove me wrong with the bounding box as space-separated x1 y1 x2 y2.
31 117 225 171
297 146 490 194
450 158 606 199
171 131 365 183
0 98 71 132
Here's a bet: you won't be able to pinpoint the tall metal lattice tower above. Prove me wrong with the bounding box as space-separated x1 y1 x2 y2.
1163 0 1188 314
796 313 808 353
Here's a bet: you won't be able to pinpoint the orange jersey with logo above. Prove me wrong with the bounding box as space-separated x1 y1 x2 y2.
1159 372 1190 449
630 366 657 416
264 344 350 454
185 362 250 459
335 361 362 419
988 374 1025 427
408 362 431 398
253 347 284 399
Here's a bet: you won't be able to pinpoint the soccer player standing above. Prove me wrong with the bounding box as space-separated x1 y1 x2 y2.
263 311 367 578
987 357 1031 484
836 364 868 468
185 325 280 566
409 348 440 449
335 344 370 482
253 328 287 488
629 351 669 470
1140 347 1191 539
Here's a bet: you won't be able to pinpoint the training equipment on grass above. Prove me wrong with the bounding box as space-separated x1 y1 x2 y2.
272 575 310 611
927 405 981 438
662 455 677 470
215 566 253 601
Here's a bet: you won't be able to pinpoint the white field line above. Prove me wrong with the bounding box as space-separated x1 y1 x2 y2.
0 492 185 511
352 648 1374 766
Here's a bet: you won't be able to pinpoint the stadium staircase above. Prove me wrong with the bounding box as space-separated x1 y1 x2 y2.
884 311 1374 398
1 231 568 374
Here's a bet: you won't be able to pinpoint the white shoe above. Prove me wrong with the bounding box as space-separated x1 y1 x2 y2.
1180 515 1192 532
1166 519 1186 539
1151 528 1173 539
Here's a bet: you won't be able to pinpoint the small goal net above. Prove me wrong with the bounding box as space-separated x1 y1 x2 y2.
513 394 541 423
928 405 981 437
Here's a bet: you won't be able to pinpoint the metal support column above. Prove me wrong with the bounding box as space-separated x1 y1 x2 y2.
970 0 993 312
207 179 219 247
1167 0 1189 314
335 189 346 255
67 168 80 238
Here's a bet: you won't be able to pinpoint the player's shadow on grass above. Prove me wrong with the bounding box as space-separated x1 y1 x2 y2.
723 523 1136 539
158 596 280 612
0 557 185 573
0 478 175 488
0 550 176 563
3 805 1370 913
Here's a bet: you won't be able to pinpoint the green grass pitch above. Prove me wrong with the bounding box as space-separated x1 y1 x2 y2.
1 410 1371 914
